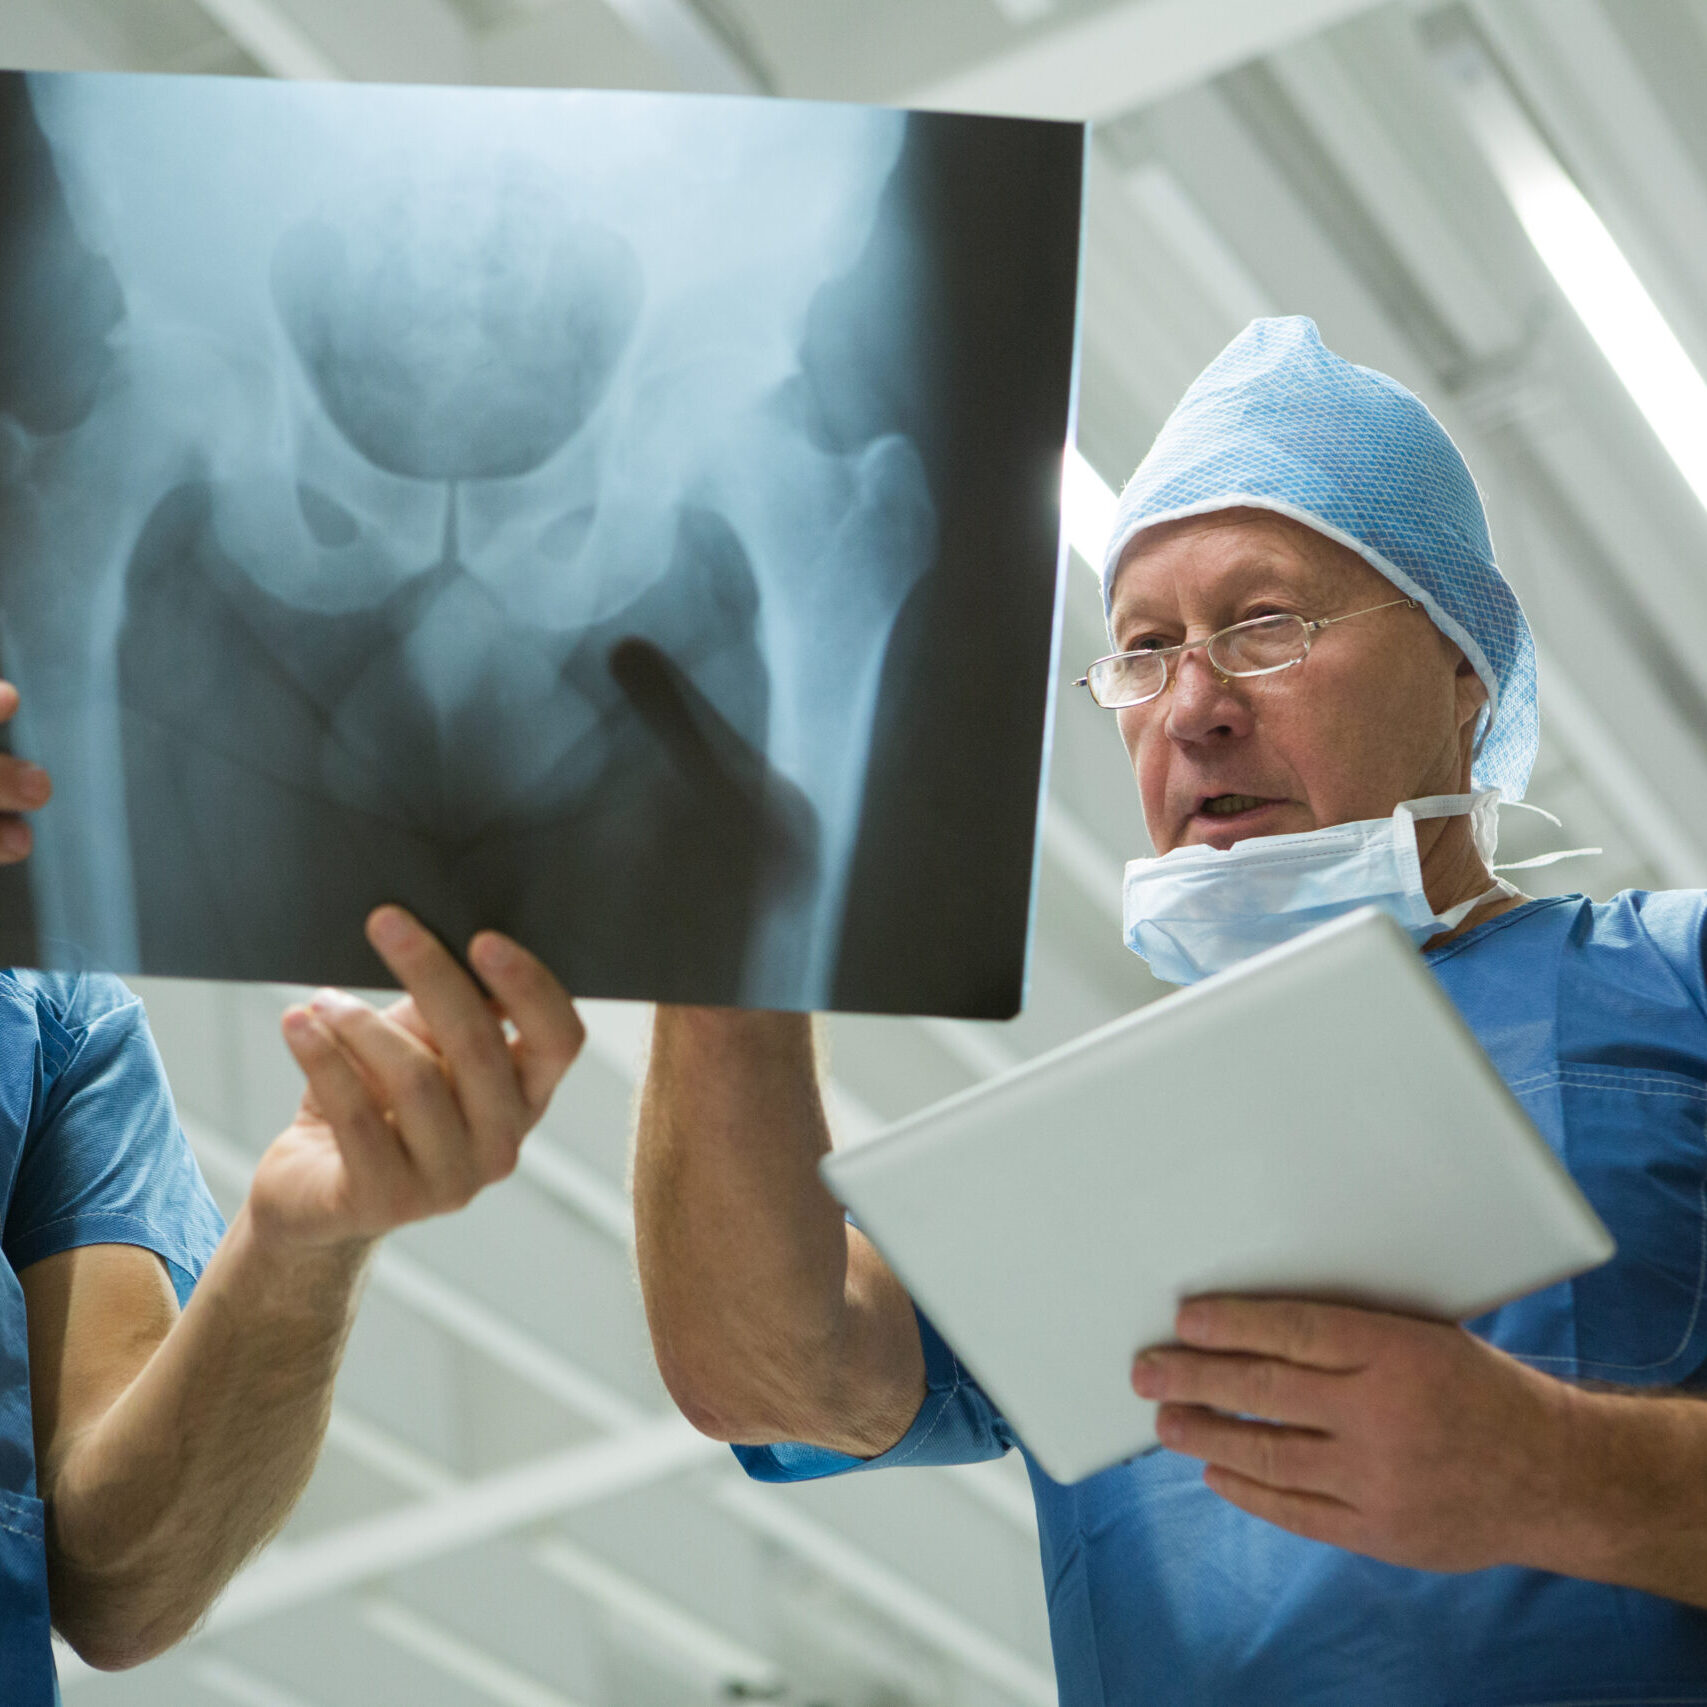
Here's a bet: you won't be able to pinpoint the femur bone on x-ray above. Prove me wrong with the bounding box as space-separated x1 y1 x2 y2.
0 71 1082 1018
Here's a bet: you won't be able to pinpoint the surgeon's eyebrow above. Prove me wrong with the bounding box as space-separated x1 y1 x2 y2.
1110 558 1338 650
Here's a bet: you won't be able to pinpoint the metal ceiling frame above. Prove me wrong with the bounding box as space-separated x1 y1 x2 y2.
188 0 340 78
902 0 1393 120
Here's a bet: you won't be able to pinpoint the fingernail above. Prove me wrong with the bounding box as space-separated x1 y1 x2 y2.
369 908 413 952
473 933 516 973
16 765 48 806
1131 1355 1164 1398
310 987 358 1016
1177 1302 1210 1338
0 822 27 858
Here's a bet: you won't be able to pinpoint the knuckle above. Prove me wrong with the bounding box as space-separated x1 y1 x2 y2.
396 1054 446 1106
1281 1305 1316 1358
1247 1357 1279 1418
434 1166 482 1213
1254 1426 1284 1488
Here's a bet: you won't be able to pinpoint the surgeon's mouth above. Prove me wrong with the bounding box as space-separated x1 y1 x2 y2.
1184 794 1292 847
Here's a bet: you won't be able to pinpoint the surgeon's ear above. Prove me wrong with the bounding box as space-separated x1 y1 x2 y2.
1452 652 1488 733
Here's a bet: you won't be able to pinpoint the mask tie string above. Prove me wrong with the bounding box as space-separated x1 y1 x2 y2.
1489 799 1601 873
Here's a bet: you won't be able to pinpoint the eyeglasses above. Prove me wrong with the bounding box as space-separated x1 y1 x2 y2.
1075 596 1418 710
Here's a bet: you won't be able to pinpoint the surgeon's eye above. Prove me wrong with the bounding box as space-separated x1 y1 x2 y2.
1124 633 1174 654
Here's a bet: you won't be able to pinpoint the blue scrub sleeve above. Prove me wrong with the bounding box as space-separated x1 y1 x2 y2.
2 973 225 1305
734 1308 1014 1483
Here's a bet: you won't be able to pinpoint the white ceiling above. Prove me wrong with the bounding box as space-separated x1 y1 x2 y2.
6 1 1705 1703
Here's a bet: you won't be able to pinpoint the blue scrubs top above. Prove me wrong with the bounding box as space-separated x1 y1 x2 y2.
738 892 1707 1705
0 969 225 1707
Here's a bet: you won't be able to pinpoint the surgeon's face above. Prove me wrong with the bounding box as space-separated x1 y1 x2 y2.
1106 509 1487 855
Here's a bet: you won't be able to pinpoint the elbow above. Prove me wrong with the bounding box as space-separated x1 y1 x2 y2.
657 1358 780 1445
670 1392 752 1445
654 1340 828 1446
51 1571 202 1673
56 1615 187 1675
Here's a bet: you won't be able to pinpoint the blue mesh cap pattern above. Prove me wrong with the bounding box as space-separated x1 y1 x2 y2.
1100 317 1539 800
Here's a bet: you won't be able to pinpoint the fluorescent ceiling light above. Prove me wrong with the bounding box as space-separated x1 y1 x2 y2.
1441 36 1707 511
1063 446 1117 571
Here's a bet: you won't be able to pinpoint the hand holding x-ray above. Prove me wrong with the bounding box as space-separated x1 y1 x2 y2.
0 681 49 863
256 905 585 1254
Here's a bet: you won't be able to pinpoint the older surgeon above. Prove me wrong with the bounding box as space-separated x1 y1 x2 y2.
0 685 583 1705
635 318 1707 1702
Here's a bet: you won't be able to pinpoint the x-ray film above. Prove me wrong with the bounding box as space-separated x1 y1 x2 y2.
0 71 1084 1017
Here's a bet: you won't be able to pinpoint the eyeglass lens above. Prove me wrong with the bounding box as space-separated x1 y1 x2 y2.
1086 614 1310 707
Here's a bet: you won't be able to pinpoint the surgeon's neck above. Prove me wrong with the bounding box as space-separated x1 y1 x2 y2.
1416 808 1527 950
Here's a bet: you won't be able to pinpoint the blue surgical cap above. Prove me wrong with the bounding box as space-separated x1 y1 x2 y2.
1101 317 1538 800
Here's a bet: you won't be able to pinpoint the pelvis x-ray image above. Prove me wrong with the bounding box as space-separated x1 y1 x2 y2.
0 71 1083 1016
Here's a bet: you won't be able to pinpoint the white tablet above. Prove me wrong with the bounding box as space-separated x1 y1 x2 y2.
821 907 1614 1485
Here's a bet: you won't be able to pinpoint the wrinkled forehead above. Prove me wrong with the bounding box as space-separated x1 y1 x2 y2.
1106 507 1383 625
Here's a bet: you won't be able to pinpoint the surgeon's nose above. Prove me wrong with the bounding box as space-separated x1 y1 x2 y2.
1163 646 1254 745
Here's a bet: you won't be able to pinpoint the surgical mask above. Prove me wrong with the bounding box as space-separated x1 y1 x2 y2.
1121 790 1522 986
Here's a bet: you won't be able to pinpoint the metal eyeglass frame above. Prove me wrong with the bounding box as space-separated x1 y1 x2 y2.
1074 595 1419 709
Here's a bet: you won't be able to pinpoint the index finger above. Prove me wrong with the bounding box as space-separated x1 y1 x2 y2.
467 930 584 1115
365 907 526 1133
1173 1297 1378 1372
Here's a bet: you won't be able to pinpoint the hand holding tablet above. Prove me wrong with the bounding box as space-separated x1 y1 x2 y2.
822 908 1614 1484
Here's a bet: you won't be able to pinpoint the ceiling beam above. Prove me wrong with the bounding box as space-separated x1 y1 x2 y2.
587 0 766 93
1267 29 1522 360
0 0 114 69
716 1481 1057 1707
360 1596 588 1707
207 1415 721 1633
1468 0 1707 370
1529 638 1705 888
901 0 1389 122
186 1119 647 1431
191 0 475 85
533 1536 782 1699
326 1406 785 1700
189 0 342 79
192 1656 329 1707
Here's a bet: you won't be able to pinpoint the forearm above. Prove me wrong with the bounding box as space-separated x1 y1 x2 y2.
1520 1382 1707 1607
634 1007 921 1450
45 1205 371 1667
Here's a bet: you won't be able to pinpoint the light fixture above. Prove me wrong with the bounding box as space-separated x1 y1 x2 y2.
1438 31 1707 512
1062 445 1117 571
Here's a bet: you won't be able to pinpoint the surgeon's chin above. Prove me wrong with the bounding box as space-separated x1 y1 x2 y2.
1180 798 1304 850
